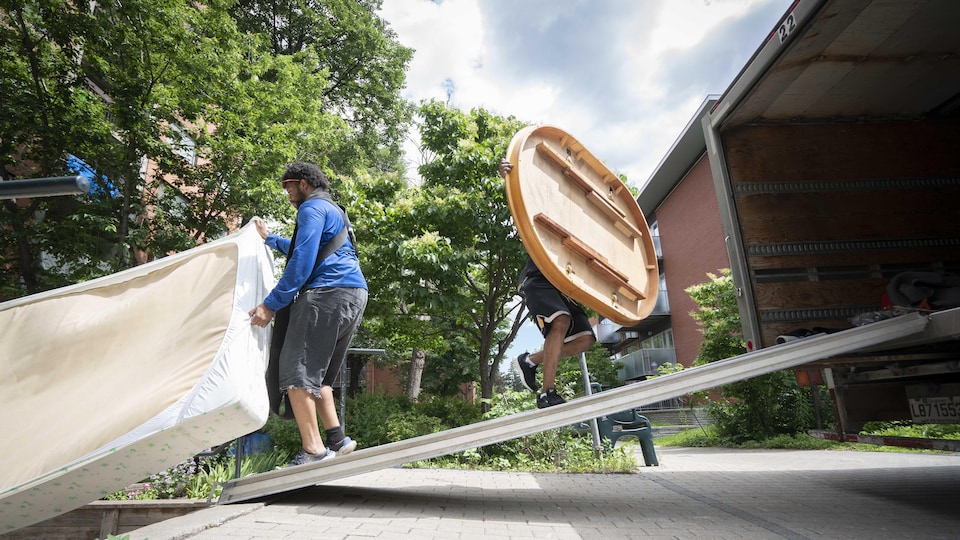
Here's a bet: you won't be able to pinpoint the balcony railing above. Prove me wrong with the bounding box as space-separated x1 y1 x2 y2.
595 322 621 343
616 347 681 410
594 289 671 343
652 288 669 314
616 348 677 380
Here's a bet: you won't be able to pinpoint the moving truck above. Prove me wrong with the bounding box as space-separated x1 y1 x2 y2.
703 0 960 440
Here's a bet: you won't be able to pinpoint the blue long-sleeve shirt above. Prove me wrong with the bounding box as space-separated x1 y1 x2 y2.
262 196 367 312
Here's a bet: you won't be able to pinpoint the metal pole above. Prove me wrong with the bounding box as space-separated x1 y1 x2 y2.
578 352 603 456
340 348 386 429
234 436 245 479
0 176 91 199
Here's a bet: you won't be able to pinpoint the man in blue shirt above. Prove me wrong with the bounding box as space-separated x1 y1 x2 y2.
249 162 367 467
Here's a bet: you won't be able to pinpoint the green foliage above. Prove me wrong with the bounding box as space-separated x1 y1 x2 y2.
562 438 638 474
737 433 843 450
148 458 207 499
387 412 444 441
860 421 960 440
652 364 712 407
685 269 747 365
349 391 479 446
229 0 414 172
101 485 159 501
339 392 484 448
420 390 638 472
471 391 574 470
686 269 829 443
185 461 229 501
416 394 484 427
237 449 294 475
180 450 290 500
657 362 686 377
261 414 305 456
343 391 416 448
659 424 955 454
261 392 483 455
557 342 624 391
356 101 530 402
707 371 817 444
654 425 724 447
101 445 289 501
419 333 483 397
1 0 411 299
179 450 292 500
334 391 639 472
655 426 843 450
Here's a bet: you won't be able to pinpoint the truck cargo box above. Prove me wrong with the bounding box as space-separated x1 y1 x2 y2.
703 0 960 432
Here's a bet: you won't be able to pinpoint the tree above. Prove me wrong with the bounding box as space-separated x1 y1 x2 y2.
412 101 529 404
1 0 286 289
1 0 132 296
419 331 481 397
338 168 450 400
1 0 412 300
350 101 529 404
229 0 414 174
686 269 747 366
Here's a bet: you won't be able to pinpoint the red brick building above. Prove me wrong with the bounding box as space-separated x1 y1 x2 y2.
603 97 731 398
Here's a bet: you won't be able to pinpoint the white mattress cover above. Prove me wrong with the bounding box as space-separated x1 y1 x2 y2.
0 221 275 532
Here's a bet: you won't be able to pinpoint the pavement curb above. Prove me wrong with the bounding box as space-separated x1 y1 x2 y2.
125 502 264 540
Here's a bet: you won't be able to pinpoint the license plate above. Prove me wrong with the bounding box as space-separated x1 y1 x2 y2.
908 396 960 424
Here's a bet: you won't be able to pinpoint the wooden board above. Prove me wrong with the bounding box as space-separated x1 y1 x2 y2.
504 125 659 325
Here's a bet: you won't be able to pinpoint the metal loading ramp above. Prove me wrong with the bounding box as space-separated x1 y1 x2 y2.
218 311 933 504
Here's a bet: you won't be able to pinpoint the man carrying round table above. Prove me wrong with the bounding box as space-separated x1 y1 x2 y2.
500 158 597 408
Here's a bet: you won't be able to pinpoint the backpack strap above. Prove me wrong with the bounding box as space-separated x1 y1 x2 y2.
311 192 353 266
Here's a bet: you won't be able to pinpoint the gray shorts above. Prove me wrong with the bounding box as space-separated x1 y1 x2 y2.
279 286 367 396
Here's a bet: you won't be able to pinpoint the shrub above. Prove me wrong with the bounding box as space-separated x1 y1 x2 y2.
257 393 483 453
345 391 416 447
687 270 834 442
415 394 484 428
102 444 292 501
386 411 443 441
420 390 639 472
261 390 637 473
261 415 303 456
655 425 723 447
861 421 960 440
149 459 203 499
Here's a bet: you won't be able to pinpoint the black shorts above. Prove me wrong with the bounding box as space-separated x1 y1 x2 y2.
519 276 595 342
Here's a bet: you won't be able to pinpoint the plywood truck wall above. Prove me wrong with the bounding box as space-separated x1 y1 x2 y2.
721 121 960 349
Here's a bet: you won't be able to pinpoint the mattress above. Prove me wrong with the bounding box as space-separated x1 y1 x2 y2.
0 221 276 533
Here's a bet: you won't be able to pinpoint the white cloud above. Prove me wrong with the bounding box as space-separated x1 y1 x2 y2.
380 0 791 187
648 0 763 55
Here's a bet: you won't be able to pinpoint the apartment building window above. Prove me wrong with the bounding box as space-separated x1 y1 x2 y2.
169 123 196 165
642 329 674 350
157 183 189 221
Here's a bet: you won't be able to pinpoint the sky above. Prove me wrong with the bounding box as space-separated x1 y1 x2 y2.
375 0 794 370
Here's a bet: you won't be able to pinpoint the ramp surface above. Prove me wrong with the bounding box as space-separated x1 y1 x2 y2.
219 311 935 504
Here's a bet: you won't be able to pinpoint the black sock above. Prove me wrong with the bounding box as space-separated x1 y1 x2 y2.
325 426 345 447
